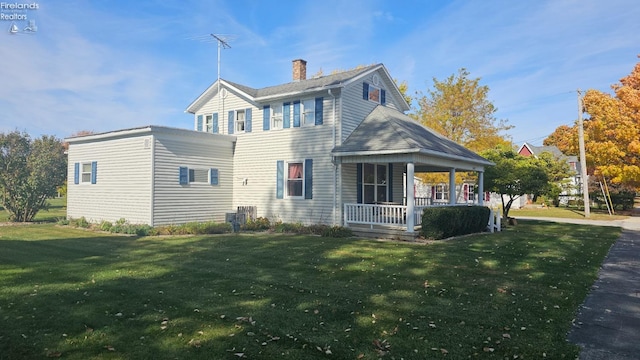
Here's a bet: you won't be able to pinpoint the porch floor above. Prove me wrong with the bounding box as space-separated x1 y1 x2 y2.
349 224 421 242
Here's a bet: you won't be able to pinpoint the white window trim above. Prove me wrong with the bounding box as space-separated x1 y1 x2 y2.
271 104 283 130
361 163 388 204
235 109 246 133
302 98 315 126
205 114 213 133
286 160 305 199
188 167 210 184
80 162 93 184
368 84 382 104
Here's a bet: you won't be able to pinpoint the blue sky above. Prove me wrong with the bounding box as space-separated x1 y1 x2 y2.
1 0 638 146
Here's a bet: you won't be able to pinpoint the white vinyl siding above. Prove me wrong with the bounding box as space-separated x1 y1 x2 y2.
197 87 254 135
232 96 336 225
67 136 153 224
152 132 234 225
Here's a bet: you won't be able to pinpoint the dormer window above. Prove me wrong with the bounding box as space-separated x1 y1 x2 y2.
363 82 386 105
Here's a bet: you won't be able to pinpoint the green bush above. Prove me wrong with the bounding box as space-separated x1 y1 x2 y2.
321 226 353 238
274 222 306 233
242 217 271 231
75 217 90 228
421 206 491 240
99 220 113 232
56 218 70 226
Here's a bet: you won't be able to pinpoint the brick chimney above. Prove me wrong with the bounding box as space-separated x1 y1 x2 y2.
292 59 307 81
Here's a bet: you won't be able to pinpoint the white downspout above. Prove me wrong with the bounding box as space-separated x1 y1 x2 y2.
329 89 337 225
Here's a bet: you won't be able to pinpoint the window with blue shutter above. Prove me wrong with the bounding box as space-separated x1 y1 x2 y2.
283 102 291 128
91 161 97 184
179 166 188 185
381 89 386 105
197 115 203 132
228 111 234 134
74 162 79 184
213 113 219 133
304 159 313 199
263 105 270 131
356 163 363 203
315 97 323 125
209 168 219 185
245 108 252 133
293 101 300 127
276 160 284 199
363 83 369 100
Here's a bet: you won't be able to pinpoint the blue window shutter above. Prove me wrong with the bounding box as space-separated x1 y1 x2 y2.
90 161 97 184
388 163 393 202
283 102 291 128
213 113 219 133
209 168 219 185
363 82 369 100
381 89 386 105
228 111 234 134
276 160 284 199
315 97 323 125
356 163 363 203
179 166 188 185
74 162 79 184
263 105 270 131
304 159 313 199
293 101 300 127
197 115 203 131
245 108 252 133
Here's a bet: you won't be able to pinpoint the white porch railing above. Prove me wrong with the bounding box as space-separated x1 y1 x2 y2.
344 203 501 233
344 203 428 228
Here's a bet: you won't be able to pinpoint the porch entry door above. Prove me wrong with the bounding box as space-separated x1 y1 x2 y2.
359 163 388 204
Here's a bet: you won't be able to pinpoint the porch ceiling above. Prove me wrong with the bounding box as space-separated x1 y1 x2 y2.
331 106 494 172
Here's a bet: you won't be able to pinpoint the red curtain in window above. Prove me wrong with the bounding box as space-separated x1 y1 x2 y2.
288 163 303 179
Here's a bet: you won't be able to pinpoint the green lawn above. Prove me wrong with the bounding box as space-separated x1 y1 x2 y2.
510 206 628 220
0 222 619 359
0 197 67 223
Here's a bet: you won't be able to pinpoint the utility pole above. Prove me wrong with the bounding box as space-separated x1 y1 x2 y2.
577 89 590 217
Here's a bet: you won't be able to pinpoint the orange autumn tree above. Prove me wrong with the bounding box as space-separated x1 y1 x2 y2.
583 58 640 187
544 56 640 188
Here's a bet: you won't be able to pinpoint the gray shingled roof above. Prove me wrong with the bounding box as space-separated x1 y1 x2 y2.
332 106 493 166
523 143 564 158
224 64 381 99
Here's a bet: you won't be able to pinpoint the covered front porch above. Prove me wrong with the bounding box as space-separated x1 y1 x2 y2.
331 106 495 237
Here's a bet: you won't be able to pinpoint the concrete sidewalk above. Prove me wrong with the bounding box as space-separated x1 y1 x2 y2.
517 215 640 359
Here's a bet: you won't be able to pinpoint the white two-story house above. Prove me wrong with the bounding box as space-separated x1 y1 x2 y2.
66 60 493 235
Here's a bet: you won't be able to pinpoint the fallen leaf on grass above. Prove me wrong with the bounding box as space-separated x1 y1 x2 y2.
46 351 62 358
188 339 201 348
104 345 115 351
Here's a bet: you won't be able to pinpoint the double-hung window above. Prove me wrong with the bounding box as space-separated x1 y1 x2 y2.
276 159 312 199
179 167 219 185
302 99 315 126
362 163 387 203
287 162 304 198
434 184 448 201
235 110 246 133
74 161 97 184
272 104 283 130
205 114 213 133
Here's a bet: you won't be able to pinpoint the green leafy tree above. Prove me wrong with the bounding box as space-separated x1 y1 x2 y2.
481 146 549 220
0 131 67 222
414 68 512 152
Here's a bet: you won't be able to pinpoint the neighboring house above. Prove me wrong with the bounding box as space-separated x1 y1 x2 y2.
517 142 580 206
66 60 493 234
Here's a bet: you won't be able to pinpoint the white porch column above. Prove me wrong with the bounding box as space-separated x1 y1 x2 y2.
406 162 415 233
478 171 484 206
448 168 456 205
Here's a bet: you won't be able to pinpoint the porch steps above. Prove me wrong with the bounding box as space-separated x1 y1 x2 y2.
349 224 420 242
